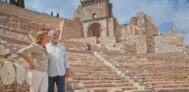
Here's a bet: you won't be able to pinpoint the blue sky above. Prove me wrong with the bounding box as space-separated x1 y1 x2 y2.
24 0 189 44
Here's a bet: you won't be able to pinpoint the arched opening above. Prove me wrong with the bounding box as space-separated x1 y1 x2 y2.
87 23 101 38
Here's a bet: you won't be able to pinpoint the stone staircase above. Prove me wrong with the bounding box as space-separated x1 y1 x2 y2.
102 52 189 92
94 52 153 92
67 51 140 92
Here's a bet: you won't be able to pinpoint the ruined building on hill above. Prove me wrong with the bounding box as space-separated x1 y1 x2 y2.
0 0 185 54
62 0 185 54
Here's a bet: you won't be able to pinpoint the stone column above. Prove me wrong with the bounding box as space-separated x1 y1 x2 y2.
59 20 64 40
83 23 88 38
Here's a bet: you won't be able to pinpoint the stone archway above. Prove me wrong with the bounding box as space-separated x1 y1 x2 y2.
87 23 101 38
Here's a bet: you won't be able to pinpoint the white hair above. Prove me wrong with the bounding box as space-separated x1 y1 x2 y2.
48 30 59 36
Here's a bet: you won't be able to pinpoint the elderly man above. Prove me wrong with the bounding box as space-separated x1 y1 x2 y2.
46 30 69 92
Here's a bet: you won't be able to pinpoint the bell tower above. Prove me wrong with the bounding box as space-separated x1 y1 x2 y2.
76 0 115 38
79 0 112 22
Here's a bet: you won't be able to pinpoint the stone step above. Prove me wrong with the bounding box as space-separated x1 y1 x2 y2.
83 83 133 88
72 80 130 84
72 72 121 77
72 76 126 80
74 86 136 91
70 65 111 69
69 70 116 75
155 87 189 92
147 81 189 85
0 25 28 34
0 35 29 45
151 83 189 88
0 29 30 42
73 87 137 92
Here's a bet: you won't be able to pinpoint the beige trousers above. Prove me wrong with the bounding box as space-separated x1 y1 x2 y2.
28 70 48 92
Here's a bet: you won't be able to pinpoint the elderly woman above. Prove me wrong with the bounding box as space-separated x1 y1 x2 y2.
18 31 49 92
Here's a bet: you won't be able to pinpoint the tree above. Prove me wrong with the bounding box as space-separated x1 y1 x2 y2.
5 0 8 3
50 12 54 16
16 0 19 6
16 0 25 8
10 0 16 4
56 13 60 17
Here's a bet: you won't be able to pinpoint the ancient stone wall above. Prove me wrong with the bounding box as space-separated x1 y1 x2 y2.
145 16 159 53
145 16 159 36
136 12 146 35
114 19 121 43
120 24 135 44
107 18 115 37
146 36 155 53
135 12 158 36
119 12 159 53
154 33 185 53
0 2 62 27
184 45 189 58
0 81 29 92
61 18 83 39
135 35 147 54
119 13 142 38
0 47 29 92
